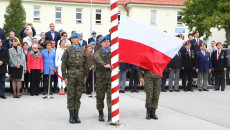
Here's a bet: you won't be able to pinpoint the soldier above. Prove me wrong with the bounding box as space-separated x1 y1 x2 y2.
138 68 161 120
61 33 88 124
94 36 112 122
190 30 203 53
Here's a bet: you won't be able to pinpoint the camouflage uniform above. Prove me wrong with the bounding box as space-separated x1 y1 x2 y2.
61 46 88 110
94 48 111 110
137 68 161 109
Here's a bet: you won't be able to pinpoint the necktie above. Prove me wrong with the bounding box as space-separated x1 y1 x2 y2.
188 49 190 57
203 51 205 57
218 50 220 60
197 38 199 46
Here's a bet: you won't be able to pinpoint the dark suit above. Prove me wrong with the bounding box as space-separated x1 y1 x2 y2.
88 37 96 44
181 48 195 91
211 50 227 90
0 28 6 44
79 40 87 49
0 47 9 96
45 31 61 48
190 38 203 53
128 64 139 91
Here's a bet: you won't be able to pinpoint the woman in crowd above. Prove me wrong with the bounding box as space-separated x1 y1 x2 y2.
95 35 103 52
9 38 25 98
21 42 29 94
55 39 66 95
38 32 46 48
57 32 71 49
41 41 56 95
27 44 43 96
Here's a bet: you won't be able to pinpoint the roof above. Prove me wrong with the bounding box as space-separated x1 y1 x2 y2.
48 0 186 6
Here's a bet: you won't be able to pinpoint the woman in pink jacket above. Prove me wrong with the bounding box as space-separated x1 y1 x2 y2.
27 44 43 96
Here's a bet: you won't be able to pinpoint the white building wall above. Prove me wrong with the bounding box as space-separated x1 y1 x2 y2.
0 0 226 48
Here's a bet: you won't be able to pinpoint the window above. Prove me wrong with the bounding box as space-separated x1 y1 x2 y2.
96 9 101 24
55 7 62 23
33 6 40 21
150 10 156 25
76 8 82 23
177 11 182 26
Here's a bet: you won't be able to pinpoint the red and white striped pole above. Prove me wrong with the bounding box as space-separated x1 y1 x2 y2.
110 0 119 124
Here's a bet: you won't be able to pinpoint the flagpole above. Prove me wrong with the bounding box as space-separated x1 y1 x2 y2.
110 0 119 125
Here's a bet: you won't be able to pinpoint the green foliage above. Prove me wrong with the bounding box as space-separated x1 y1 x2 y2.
3 0 26 41
180 0 230 44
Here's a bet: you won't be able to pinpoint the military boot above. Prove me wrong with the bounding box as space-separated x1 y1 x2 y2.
151 108 158 120
74 110 81 123
108 110 112 122
146 108 151 119
69 110 75 124
98 110 105 122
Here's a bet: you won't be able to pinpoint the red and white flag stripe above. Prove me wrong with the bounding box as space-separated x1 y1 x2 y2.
119 15 184 77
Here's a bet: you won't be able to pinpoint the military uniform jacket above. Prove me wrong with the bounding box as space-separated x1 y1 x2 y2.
61 46 88 79
137 67 160 80
94 48 111 79
181 48 195 70
211 50 227 71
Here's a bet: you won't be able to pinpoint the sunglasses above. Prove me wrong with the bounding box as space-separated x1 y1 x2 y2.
63 35 67 37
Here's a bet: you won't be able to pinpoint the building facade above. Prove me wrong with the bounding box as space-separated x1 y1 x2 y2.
0 0 226 47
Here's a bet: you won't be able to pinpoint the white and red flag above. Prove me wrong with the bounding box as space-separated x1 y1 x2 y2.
119 15 184 77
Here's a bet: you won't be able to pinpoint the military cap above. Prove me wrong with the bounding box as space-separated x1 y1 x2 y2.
70 33 80 39
216 42 222 46
99 36 110 43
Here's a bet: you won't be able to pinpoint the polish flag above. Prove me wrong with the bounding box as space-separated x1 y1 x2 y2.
119 15 184 77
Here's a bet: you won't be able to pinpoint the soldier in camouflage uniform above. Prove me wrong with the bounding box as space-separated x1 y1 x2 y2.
94 36 112 122
138 67 161 120
61 33 88 124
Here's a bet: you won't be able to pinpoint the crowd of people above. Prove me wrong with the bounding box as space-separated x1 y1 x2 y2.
0 23 228 100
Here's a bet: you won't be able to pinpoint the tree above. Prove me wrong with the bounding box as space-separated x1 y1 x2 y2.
180 0 230 45
3 0 26 41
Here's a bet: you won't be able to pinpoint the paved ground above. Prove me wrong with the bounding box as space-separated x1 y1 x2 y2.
0 84 230 130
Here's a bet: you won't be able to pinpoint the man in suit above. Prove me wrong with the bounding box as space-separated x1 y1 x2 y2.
79 33 87 49
226 45 230 85
88 31 97 44
211 42 227 91
45 23 61 48
208 41 216 85
0 28 6 44
119 62 129 93
195 43 212 91
190 30 203 53
181 41 195 92
0 39 9 99
168 51 181 92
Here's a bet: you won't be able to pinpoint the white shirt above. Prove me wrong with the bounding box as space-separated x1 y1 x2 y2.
23 36 33 47
55 48 64 66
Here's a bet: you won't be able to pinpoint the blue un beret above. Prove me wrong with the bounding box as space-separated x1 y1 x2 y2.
58 29 63 32
79 32 83 35
90 41 96 45
91 30 96 35
99 36 110 43
70 33 80 39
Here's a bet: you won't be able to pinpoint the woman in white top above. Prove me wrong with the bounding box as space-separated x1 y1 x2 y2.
57 32 71 49
55 39 66 95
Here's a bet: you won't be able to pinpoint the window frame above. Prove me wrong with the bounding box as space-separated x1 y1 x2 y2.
150 10 157 25
76 8 82 23
55 7 62 23
96 9 102 24
33 6 41 22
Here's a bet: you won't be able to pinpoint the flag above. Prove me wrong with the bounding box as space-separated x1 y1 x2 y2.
119 15 184 77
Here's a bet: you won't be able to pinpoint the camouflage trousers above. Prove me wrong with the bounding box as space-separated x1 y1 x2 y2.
144 77 161 109
67 77 83 110
96 78 111 110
